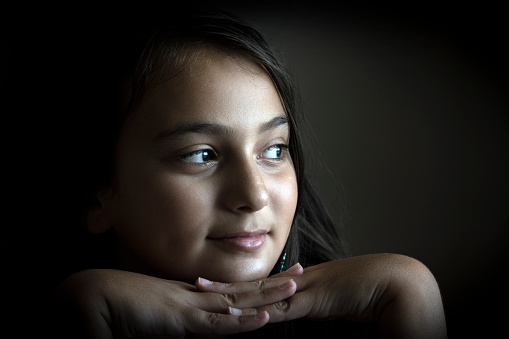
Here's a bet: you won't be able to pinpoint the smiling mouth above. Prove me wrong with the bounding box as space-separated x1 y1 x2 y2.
208 231 267 251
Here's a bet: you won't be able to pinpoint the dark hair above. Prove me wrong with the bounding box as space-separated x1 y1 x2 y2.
40 7 370 338
77 8 348 276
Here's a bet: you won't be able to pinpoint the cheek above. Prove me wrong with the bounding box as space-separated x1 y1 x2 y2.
269 171 298 236
142 177 212 234
112 168 215 264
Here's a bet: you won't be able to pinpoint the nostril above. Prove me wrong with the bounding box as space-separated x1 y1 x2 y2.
228 181 269 212
223 160 270 213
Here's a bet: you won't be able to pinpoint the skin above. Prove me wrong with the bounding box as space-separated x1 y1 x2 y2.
88 48 298 283
55 49 447 338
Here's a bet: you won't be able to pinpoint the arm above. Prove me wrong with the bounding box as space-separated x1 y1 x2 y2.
198 254 447 338
52 269 298 338
374 255 447 338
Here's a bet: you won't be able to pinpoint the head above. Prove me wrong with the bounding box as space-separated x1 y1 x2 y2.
83 9 306 283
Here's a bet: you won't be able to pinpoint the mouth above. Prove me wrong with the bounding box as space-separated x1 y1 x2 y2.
207 231 267 252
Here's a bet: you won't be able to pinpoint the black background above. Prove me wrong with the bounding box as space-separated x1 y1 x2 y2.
3 2 508 337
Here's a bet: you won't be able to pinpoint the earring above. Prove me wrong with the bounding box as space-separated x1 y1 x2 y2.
278 251 287 273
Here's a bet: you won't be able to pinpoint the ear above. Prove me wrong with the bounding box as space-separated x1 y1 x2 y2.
86 187 115 234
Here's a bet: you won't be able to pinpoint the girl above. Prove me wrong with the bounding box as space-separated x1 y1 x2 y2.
53 8 447 338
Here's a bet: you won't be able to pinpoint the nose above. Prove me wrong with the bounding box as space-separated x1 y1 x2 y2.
221 157 269 213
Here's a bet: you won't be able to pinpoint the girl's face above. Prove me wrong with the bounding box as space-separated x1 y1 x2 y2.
94 49 298 283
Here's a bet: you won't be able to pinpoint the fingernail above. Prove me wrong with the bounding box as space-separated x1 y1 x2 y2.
255 310 268 321
198 277 213 285
279 279 294 290
287 263 302 272
229 307 242 316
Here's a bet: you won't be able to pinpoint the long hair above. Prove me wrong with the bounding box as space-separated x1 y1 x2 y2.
77 7 348 277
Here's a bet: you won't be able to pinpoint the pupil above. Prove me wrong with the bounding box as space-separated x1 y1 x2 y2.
271 146 281 158
202 150 210 161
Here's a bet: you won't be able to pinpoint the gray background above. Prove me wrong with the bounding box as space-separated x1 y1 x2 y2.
223 3 508 338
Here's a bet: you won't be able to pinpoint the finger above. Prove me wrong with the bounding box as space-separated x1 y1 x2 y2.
257 293 310 323
195 279 297 311
196 275 294 294
270 263 304 278
228 307 258 316
185 309 269 335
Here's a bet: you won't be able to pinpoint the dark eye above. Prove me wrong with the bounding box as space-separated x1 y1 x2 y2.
261 144 287 160
179 149 218 164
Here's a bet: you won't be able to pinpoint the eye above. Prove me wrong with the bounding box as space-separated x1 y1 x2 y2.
260 144 288 161
179 149 218 164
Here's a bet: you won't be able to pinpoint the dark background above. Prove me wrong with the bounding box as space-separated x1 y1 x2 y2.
3 2 508 338
223 3 509 338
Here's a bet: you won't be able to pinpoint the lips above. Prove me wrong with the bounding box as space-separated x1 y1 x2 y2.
208 231 267 251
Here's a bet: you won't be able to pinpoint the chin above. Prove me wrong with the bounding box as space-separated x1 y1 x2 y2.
204 259 275 283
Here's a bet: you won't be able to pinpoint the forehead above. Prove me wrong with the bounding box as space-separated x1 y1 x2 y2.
124 48 286 138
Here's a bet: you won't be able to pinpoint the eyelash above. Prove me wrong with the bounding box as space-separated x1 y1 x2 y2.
178 144 289 165
178 148 218 165
259 144 289 163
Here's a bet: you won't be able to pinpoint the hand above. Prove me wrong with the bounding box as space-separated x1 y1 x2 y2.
53 268 300 338
199 254 447 338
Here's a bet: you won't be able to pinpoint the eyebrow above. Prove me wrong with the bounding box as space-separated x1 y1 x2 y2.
152 115 288 142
